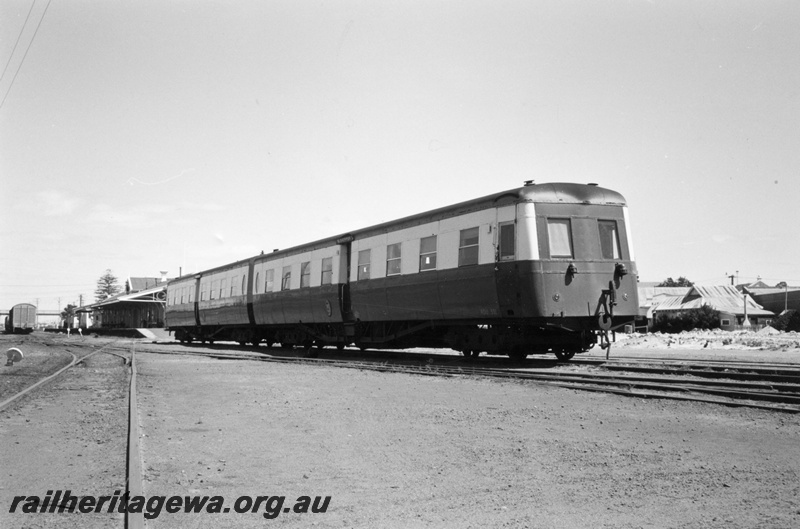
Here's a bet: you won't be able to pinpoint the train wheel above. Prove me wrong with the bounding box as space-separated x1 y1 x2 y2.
555 350 576 362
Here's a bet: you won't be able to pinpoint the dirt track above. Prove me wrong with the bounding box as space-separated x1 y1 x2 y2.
2 334 800 528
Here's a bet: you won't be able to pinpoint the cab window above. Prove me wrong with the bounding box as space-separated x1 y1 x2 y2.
547 219 573 258
598 220 621 259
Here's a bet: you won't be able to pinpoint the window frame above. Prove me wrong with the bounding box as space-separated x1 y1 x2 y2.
419 235 437 271
210 280 219 300
498 222 516 261
458 227 480 267
546 218 574 258
265 269 274 293
357 249 371 280
300 261 311 288
598 219 622 260
321 257 333 285
281 266 292 291
386 243 402 276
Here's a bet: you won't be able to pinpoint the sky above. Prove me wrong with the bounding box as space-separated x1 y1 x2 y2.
1 0 799 313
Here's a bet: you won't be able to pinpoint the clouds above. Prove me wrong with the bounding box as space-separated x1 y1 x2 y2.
21 190 220 218
31 189 82 216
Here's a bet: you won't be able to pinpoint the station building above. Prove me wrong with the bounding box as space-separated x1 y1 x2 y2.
79 275 170 331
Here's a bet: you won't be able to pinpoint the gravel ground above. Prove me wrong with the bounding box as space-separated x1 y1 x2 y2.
2 334 799 528
0 338 129 529
134 349 800 528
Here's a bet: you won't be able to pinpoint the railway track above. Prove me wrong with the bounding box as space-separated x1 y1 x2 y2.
0 340 144 529
127 343 800 413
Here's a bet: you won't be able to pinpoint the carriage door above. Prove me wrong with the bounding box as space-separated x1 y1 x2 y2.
336 235 354 322
495 205 520 317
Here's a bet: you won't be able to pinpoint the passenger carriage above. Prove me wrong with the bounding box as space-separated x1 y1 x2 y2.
166 182 639 360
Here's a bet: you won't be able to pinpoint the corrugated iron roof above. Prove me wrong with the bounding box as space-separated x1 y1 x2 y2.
649 284 774 318
128 277 168 292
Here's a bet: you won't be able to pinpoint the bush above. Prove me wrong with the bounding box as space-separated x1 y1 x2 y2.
652 305 721 334
770 310 800 332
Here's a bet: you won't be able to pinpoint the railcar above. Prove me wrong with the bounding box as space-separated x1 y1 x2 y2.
166 182 639 360
5 303 36 334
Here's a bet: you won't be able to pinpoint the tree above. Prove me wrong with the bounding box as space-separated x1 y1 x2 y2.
776 281 788 289
61 303 77 328
657 276 694 287
652 304 720 333
95 269 122 302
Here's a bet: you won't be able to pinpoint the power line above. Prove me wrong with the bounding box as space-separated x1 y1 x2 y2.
0 283 96 288
0 0 53 110
0 0 37 86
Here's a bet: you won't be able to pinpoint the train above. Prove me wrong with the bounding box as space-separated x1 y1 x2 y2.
4 303 36 334
165 182 639 360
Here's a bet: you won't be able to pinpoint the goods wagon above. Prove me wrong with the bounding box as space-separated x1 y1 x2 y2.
5 303 36 334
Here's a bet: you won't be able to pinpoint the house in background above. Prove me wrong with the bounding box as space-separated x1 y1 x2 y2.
637 282 692 317
646 285 774 331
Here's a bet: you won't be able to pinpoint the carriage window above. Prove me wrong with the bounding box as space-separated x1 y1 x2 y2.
598 220 621 260
254 273 259 294
419 235 437 271
231 276 238 297
220 278 227 298
189 287 194 303
386 243 401 276
499 223 515 261
300 261 311 288
321 257 333 285
242 275 247 295
281 266 292 290
265 269 274 292
358 249 371 280
547 219 573 258
210 280 219 300
201 282 209 301
458 227 479 267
